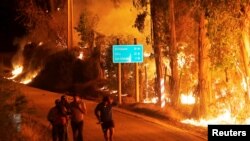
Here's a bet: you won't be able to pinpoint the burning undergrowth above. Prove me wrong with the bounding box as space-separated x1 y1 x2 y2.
30 49 103 93
182 79 250 127
7 40 102 95
8 42 55 84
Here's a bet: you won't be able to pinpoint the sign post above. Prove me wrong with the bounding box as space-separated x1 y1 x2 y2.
113 41 143 104
112 45 143 63
116 39 122 104
134 38 140 103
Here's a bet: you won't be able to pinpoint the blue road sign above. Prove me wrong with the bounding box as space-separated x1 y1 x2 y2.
112 45 143 63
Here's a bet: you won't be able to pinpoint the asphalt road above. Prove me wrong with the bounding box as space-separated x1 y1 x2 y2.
3 81 206 141
84 101 206 141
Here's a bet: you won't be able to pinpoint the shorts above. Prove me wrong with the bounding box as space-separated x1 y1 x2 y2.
101 120 115 132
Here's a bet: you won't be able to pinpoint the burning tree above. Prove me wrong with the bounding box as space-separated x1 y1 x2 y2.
132 0 250 124
182 0 250 124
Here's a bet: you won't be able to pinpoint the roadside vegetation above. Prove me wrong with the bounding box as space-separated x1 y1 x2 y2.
0 78 50 141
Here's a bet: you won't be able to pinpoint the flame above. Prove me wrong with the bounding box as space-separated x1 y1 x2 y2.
20 71 39 84
180 93 196 105
177 52 186 69
78 51 84 60
9 65 23 79
143 97 158 104
7 63 40 84
241 78 248 92
181 109 250 127
181 110 233 127
243 30 250 56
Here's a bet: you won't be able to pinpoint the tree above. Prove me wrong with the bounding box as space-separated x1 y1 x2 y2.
150 0 169 107
168 0 180 107
240 2 250 102
75 12 99 53
195 0 250 118
16 0 68 48
197 7 211 118
133 0 168 107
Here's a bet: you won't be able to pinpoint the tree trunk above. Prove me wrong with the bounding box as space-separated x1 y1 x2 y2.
240 31 250 103
49 0 55 13
241 5 250 102
197 10 211 118
168 0 180 107
150 0 166 107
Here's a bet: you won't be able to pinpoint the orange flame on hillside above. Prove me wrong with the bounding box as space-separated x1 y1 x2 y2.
181 110 250 127
7 63 40 84
181 79 250 127
143 97 158 104
9 65 23 79
180 93 196 105
20 71 40 84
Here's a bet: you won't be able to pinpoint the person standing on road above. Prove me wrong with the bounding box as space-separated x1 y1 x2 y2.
47 99 68 141
95 96 115 141
60 95 71 141
70 95 87 141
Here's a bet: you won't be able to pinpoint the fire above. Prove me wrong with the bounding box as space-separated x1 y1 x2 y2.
241 78 247 92
177 52 186 69
181 109 250 127
143 97 158 104
7 63 40 84
9 65 23 79
78 51 84 60
20 71 39 84
180 93 195 105
181 110 232 127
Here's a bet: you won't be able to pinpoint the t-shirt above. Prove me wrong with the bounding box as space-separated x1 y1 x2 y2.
95 102 113 122
47 106 67 125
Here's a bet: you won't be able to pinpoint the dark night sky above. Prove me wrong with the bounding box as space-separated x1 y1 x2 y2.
0 0 25 52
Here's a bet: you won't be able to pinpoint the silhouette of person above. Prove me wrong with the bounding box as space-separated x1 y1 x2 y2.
95 96 115 141
70 95 87 141
47 99 68 141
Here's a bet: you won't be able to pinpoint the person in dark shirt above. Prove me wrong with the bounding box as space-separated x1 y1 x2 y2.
47 99 68 141
95 96 115 141
60 95 71 141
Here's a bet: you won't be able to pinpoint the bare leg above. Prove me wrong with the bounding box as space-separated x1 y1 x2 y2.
104 130 108 141
109 128 114 141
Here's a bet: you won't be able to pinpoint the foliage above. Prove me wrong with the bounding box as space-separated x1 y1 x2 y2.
31 50 76 91
75 11 99 48
132 0 151 36
0 79 29 140
133 11 148 33
30 48 103 93
16 0 67 48
133 0 148 9
206 1 243 70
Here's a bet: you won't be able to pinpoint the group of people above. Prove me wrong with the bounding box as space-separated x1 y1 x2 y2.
47 95 86 141
47 94 115 141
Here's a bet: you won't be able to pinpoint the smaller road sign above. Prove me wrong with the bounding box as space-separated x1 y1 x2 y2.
112 44 143 63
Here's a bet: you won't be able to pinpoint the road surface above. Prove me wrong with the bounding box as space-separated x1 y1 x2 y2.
7 81 207 141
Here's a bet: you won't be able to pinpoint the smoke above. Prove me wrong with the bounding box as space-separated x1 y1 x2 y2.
11 38 26 70
9 37 55 84
73 0 144 44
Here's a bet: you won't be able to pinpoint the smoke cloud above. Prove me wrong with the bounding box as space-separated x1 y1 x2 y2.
72 0 145 44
